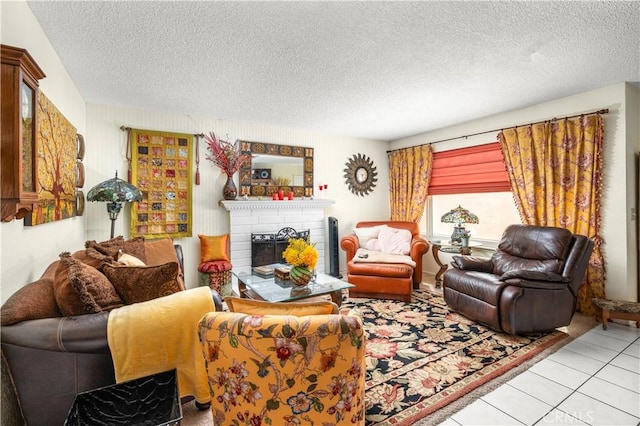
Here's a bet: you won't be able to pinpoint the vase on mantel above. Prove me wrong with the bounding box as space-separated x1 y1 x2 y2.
223 175 237 200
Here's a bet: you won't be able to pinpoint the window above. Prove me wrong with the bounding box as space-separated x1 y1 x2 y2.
422 142 521 245
427 193 521 244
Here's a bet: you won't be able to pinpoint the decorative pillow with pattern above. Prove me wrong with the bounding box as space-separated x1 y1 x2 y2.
85 236 147 264
103 262 182 304
54 252 124 316
143 238 185 290
72 247 114 269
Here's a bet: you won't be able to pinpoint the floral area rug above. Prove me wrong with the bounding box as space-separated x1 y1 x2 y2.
341 288 568 426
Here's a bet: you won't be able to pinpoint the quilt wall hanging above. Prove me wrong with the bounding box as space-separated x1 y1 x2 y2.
25 91 77 226
128 128 193 239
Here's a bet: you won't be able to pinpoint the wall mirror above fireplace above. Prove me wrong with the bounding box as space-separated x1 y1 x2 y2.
239 141 314 197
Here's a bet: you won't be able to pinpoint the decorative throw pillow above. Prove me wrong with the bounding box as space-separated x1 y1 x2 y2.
117 250 146 266
113 237 148 263
86 236 147 264
377 226 412 255
143 238 185 291
144 238 178 266
103 262 182 304
72 248 114 269
198 234 230 263
1 275 62 326
354 225 386 248
364 238 383 252
225 297 338 315
84 235 125 252
54 252 124 316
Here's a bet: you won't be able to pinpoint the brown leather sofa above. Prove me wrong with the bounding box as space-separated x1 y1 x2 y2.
443 224 594 335
340 221 429 302
1 242 222 426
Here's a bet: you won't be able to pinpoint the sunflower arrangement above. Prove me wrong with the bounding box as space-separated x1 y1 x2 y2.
282 238 318 286
282 238 318 270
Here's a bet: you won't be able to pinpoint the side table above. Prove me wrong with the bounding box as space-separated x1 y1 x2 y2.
431 242 480 288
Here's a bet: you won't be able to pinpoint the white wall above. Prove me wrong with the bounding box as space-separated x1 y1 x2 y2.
392 83 639 302
1 0 87 302
84 104 389 287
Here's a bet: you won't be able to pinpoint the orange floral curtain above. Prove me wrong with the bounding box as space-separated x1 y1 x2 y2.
498 114 605 315
388 145 433 222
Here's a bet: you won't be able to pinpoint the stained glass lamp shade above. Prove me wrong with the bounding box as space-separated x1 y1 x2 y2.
441 205 479 243
87 172 143 238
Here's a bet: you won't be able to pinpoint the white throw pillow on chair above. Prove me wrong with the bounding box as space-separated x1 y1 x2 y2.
378 226 412 255
353 225 387 248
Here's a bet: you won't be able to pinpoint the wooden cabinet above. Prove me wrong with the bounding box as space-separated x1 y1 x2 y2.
1 45 46 221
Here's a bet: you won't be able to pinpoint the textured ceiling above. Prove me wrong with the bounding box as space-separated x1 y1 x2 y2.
26 1 640 141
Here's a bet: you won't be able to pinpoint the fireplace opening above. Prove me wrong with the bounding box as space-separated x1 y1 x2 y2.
251 227 310 267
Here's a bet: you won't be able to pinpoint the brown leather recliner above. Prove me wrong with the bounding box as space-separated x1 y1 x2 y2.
1 244 223 426
443 224 594 335
341 221 429 302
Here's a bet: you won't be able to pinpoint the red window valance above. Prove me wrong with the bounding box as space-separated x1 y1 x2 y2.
428 142 511 195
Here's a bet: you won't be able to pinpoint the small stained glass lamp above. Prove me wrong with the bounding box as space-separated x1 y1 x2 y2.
87 171 143 239
441 205 479 244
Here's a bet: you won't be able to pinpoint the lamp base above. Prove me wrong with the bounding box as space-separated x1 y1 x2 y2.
106 202 123 239
451 226 466 244
110 218 117 239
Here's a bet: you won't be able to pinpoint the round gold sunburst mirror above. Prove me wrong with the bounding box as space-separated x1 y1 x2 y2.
343 153 377 196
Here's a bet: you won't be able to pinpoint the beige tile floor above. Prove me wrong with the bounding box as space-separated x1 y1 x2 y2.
438 321 640 426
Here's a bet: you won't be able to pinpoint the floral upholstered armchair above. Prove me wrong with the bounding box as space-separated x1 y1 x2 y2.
198 310 366 425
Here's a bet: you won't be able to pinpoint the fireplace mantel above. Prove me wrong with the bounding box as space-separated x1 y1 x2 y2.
220 198 335 274
219 199 334 211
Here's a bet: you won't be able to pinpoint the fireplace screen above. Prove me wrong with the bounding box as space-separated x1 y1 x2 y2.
251 227 310 267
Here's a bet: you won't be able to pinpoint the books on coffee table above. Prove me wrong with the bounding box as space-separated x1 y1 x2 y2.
252 263 291 278
252 265 275 278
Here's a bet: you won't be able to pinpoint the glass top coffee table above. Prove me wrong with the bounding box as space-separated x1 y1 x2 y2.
232 271 354 306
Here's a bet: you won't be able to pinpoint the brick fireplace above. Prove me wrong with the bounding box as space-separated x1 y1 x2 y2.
219 199 335 274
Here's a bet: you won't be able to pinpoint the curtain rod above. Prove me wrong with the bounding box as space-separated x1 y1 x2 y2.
120 126 204 138
387 108 609 153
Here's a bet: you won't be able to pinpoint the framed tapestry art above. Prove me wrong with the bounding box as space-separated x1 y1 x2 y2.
25 91 77 226
129 128 193 239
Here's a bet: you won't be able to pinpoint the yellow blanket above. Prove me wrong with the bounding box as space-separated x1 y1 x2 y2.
107 287 214 404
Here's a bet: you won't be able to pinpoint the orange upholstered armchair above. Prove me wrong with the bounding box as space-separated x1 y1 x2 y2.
198 310 366 425
340 221 429 302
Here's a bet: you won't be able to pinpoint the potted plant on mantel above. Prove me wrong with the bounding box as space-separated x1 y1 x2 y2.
204 132 251 200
